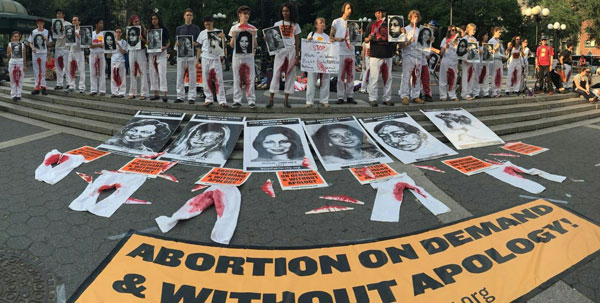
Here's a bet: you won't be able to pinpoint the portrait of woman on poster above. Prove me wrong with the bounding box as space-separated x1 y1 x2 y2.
106 119 172 152
168 123 230 161
313 123 384 163
235 31 253 54
252 126 305 161
52 19 64 38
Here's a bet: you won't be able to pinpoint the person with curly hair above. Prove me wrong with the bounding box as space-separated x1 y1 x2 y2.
107 119 172 152
252 126 305 161
313 123 383 163
168 123 229 161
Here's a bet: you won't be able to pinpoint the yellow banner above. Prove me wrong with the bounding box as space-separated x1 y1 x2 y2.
70 200 600 302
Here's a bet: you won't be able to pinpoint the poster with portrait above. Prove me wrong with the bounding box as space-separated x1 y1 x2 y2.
10 42 23 59
263 26 285 55
498 40 507 59
127 26 142 50
243 118 316 172
147 29 162 53
347 20 362 46
234 30 254 55
387 15 405 42
456 38 468 58
159 115 244 167
80 26 93 48
303 116 392 171
421 108 504 150
97 111 185 157
360 113 457 164
481 43 493 63
103 31 116 53
65 25 76 46
428 52 440 70
32 34 46 52
300 39 339 74
207 30 225 57
177 35 194 58
467 42 480 63
417 26 433 53
52 18 64 39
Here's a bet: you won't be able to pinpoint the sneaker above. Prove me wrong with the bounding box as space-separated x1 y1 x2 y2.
336 99 345 104
16 97 21 101
110 94 117 98
383 100 394 106
401 97 409 105
321 103 330 108
359 90 366 94
54 86 62 90
412 98 425 104
483 95 490 98
347 98 357 104
41 88 48 95
424 95 433 102
249 103 256 109
150 96 160 101
369 101 378 107
188 99 195 104
31 90 40 95
117 95 124 98
474 95 481 99
162 97 168 103
139 96 147 101
174 99 184 103
232 102 242 108
90 92 97 96
79 91 85 94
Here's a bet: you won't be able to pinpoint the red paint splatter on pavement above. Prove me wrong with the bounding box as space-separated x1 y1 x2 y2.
261 179 275 198
319 195 364 205
305 205 353 214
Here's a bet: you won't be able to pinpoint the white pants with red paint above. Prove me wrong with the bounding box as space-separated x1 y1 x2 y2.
563 64 572 89
232 54 255 105
176 57 196 100
202 57 226 104
399 55 421 99
505 60 522 93
89 52 106 94
128 49 149 97
485 161 566 194
55 49 69 87
69 170 147 218
368 57 393 102
306 72 330 105
337 54 355 100
269 48 296 95
370 173 450 222
32 53 47 90
67 51 86 92
110 61 126 96
148 51 168 93
461 61 476 98
360 64 370 91
474 62 489 97
34 149 85 185
155 185 241 244
438 60 458 100
490 59 503 97
9 61 23 98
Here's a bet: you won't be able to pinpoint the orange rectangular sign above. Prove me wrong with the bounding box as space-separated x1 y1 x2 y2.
197 167 251 186
502 142 548 156
349 163 399 184
69 200 600 303
118 158 170 177
66 146 110 162
276 170 328 190
443 156 494 175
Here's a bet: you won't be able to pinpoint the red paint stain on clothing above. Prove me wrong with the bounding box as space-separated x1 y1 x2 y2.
447 68 455 91
478 65 487 84
511 68 517 86
36 58 42 89
566 71 571 82
94 57 101 77
393 182 427 201
380 61 389 85
13 66 21 87
113 67 122 87
279 57 289 82
504 166 524 179
153 56 158 73
70 60 78 79
134 62 141 77
494 69 502 88
467 65 474 82
208 69 219 95
411 66 418 87
188 189 225 217
239 63 251 96
342 58 354 84
97 183 121 194
44 154 70 166
57 56 64 70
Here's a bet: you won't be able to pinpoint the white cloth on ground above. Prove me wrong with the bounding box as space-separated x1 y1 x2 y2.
35 149 85 185
485 161 566 194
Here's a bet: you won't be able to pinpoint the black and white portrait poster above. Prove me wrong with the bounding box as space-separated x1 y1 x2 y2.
417 26 433 53
422 108 504 150
207 30 225 57
10 42 23 59
244 118 316 172
263 26 285 55
52 18 64 39
303 117 392 171
97 111 185 157
456 39 468 58
360 114 457 164
32 34 46 52
147 29 162 53
65 25 76 46
467 42 480 63
80 26 93 48
177 35 194 58
498 40 507 59
160 115 244 167
127 26 142 50
482 43 493 63
235 30 254 54
347 20 362 46
103 31 116 53
428 52 440 70
387 15 405 42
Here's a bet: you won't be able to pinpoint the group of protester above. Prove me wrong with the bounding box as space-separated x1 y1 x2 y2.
6 3 597 106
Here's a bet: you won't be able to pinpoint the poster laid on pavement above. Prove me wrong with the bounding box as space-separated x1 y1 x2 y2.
349 163 399 184
118 158 170 177
244 118 316 172
501 142 548 156
70 200 600 303
422 108 504 150
303 116 393 171
360 113 457 164
159 115 244 167
300 39 339 74
66 146 110 163
276 170 328 190
442 155 494 175
98 111 185 157
196 167 251 186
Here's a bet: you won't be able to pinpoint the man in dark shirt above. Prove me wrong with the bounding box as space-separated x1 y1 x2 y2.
559 41 573 90
535 36 554 95
367 6 396 107
175 8 201 104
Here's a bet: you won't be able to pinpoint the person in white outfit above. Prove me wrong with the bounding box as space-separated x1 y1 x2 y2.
67 16 86 93
53 9 71 90
197 16 227 106
367 7 396 106
110 28 128 98
305 17 331 108
488 27 504 98
460 23 477 100
438 25 459 101
398 10 425 105
359 36 371 94
229 6 258 108
127 15 150 100
521 39 531 90
505 35 523 94
175 8 201 104
8 31 26 101
148 13 170 102
89 19 106 96
29 18 52 95
331 2 357 105
473 31 490 98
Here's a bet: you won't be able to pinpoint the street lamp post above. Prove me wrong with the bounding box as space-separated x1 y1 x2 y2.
547 22 566 50
523 6 550 46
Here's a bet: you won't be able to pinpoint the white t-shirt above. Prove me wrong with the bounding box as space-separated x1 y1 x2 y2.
440 37 458 64
197 29 223 60
8 42 24 63
229 23 257 57
308 32 329 42
522 47 531 65
70 28 82 52
331 18 354 56
402 24 420 58
90 30 104 54
111 40 128 62
274 20 300 50
29 28 52 54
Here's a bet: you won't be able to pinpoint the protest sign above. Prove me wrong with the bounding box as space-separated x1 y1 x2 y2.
119 158 170 177
502 142 548 156
276 170 328 190
300 39 339 74
443 156 494 175
349 163 399 184
66 146 110 163
196 167 251 186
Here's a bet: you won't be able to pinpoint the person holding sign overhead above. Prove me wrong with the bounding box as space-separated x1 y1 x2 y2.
305 17 331 108
331 2 356 105
229 6 258 108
